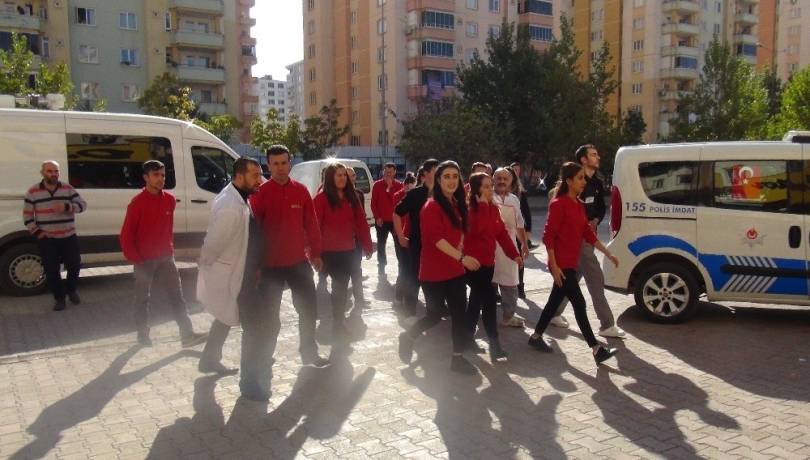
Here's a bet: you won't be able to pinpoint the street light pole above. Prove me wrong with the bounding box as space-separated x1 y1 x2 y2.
380 0 387 160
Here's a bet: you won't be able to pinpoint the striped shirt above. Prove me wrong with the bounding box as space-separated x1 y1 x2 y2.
23 181 87 238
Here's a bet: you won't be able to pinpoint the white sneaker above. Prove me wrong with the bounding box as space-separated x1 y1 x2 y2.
550 316 569 328
502 315 525 328
599 325 626 338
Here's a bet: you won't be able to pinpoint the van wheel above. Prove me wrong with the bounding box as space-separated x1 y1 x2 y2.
0 244 48 297
634 263 699 324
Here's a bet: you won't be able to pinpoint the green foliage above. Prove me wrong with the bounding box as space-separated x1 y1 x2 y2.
0 33 34 95
299 99 350 160
767 66 810 136
398 97 516 172
194 114 242 144
138 72 196 120
36 62 73 97
665 39 769 142
250 108 302 156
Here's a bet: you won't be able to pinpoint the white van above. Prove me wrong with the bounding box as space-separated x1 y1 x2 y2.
290 159 374 225
0 109 240 296
603 132 810 323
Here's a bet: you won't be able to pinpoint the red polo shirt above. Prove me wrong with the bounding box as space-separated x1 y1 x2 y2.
419 199 465 282
250 177 322 268
313 192 373 254
542 196 598 270
371 179 403 222
464 201 520 267
119 189 176 265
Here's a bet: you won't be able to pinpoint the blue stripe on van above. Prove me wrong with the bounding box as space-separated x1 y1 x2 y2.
628 235 696 257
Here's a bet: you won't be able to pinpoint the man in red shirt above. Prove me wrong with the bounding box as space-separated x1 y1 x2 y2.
250 145 329 368
119 160 208 348
370 163 403 277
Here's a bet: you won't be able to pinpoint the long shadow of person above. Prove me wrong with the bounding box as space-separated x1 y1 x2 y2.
567 345 739 459
11 345 196 460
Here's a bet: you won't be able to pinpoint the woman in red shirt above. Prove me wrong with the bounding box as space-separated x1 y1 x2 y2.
398 161 481 375
313 163 373 345
465 172 523 360
527 162 619 364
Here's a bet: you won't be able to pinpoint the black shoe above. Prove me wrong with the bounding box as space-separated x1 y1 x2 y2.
137 332 152 347
199 361 239 375
240 389 270 402
53 299 66 311
528 335 553 353
489 341 508 360
494 293 502 303
398 332 414 364
594 346 617 364
450 356 477 375
181 332 208 348
528 241 541 250
301 351 330 368
467 339 486 354
67 292 81 305
517 285 526 299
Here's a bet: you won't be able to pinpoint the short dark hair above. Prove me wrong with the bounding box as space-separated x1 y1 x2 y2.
266 144 290 159
575 144 596 164
403 171 417 185
384 162 396 169
471 162 487 173
142 160 165 175
422 158 440 173
233 156 260 176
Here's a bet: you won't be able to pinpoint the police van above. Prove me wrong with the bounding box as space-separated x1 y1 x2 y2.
603 131 810 323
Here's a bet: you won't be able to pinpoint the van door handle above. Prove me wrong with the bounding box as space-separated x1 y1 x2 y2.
789 225 801 248
190 199 208 204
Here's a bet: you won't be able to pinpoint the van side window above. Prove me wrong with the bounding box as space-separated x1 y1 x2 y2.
711 161 790 212
191 146 234 194
65 134 176 189
352 166 371 193
637 161 698 205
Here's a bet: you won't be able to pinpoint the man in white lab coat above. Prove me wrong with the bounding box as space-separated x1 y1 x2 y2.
197 157 272 401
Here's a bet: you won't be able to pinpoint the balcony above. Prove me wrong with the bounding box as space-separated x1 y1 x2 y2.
739 54 757 65
242 94 259 103
0 11 41 30
659 90 693 100
170 30 224 49
241 54 257 66
240 16 256 27
171 0 223 15
734 13 759 26
240 0 256 6
197 102 227 115
662 21 699 36
734 33 758 45
661 67 699 80
407 84 455 99
241 35 257 46
661 45 700 58
662 0 700 14
173 65 225 83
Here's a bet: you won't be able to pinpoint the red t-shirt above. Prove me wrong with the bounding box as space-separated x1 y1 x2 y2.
250 178 322 268
419 199 465 282
542 195 598 270
313 192 373 254
119 189 176 265
464 201 520 267
371 179 403 222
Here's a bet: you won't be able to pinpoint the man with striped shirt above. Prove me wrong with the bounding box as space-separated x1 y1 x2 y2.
23 161 87 311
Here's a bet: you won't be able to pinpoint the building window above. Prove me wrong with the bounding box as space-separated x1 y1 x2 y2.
164 12 171 30
633 17 644 29
788 44 800 55
350 11 357 24
632 61 643 73
119 12 137 30
309 68 316 81
421 11 454 29
421 40 454 58
378 75 388 90
78 45 98 64
121 49 139 66
489 0 499 13
489 26 500 37
308 45 315 58
634 0 644 6
523 0 552 15
713 23 721 34
310 92 316 105
122 84 140 101
422 69 455 87
308 20 315 34
790 8 801 18
788 25 801 37
76 7 96 26
466 49 477 62
80 82 100 100
308 0 315 10
467 0 478 9
632 40 644 51
352 111 359 124
351 36 358 49
377 19 387 34
466 22 478 37
675 56 698 68
350 135 361 146
529 25 552 42
378 0 387 4
715 2 721 12
42 37 50 59
702 0 707 9
378 46 387 62
631 83 642 94
351 86 359 99
629 105 642 113
351 61 358 74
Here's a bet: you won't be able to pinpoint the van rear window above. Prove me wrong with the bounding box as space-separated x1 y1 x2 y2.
638 161 698 206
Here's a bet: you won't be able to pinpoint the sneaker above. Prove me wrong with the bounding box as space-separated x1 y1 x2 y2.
599 325 627 338
528 241 541 250
301 351 330 368
594 346 617 364
450 356 478 375
53 299 66 312
550 316 569 329
67 292 81 305
489 341 508 360
180 332 208 348
137 332 152 347
398 332 414 364
527 335 553 353
198 361 239 376
502 315 525 328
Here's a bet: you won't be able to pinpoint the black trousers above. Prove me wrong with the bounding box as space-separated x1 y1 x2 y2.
402 241 423 315
465 265 498 341
322 249 355 325
410 275 471 354
260 260 318 355
37 234 81 301
350 243 364 302
375 221 395 266
394 238 410 302
533 268 598 347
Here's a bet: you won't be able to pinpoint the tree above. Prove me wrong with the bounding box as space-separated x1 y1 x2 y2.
299 99 350 160
36 62 73 98
138 72 195 120
768 66 810 136
249 108 300 155
761 65 784 118
194 114 242 144
665 39 769 142
0 32 34 95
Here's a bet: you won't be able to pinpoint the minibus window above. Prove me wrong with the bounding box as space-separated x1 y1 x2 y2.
191 146 235 194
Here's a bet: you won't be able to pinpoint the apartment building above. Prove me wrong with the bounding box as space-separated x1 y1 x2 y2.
0 0 257 141
303 0 558 151
285 59 305 123
256 74 287 123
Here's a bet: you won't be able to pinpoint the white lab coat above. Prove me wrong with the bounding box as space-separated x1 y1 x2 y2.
492 192 523 286
196 183 250 326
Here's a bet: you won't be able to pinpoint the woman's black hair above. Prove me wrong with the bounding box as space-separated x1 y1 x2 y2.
431 160 467 231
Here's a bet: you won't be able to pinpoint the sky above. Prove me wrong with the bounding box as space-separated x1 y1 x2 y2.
251 2 303 81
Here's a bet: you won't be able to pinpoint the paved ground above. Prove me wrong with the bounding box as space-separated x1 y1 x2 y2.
2 211 810 459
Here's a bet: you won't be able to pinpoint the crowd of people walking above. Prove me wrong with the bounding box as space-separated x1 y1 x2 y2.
24 143 624 401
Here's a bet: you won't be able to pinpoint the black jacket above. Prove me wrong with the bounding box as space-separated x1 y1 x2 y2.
582 172 606 224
